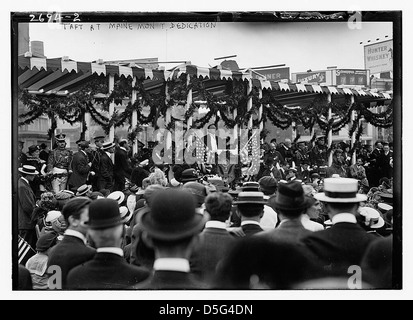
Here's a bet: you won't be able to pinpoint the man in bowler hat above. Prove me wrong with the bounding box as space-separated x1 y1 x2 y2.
66 199 150 289
257 180 314 244
130 188 208 289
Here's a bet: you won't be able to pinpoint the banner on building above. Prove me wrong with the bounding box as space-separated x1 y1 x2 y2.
252 67 290 82
364 39 393 74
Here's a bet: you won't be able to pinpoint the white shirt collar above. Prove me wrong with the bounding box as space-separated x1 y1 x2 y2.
332 213 357 225
21 177 29 184
81 150 87 156
205 221 227 229
105 151 112 158
241 220 261 226
97 247 124 257
64 229 88 244
153 258 190 272
120 147 127 152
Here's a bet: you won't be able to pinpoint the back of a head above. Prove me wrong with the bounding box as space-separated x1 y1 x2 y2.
268 181 308 219
204 192 233 222
258 176 278 196
143 184 165 207
182 181 207 208
213 237 319 289
61 197 92 223
237 203 264 218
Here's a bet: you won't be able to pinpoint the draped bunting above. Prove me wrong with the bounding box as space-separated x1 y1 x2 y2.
18 56 392 100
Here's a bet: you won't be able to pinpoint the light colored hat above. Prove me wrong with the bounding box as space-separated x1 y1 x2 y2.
315 178 367 203
102 141 116 150
18 165 39 175
119 206 132 224
107 191 125 204
359 207 385 229
76 184 92 196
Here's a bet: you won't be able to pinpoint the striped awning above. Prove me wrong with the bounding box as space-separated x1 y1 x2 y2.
18 56 392 102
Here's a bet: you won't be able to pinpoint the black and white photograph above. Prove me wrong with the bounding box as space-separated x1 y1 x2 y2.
4 1 410 302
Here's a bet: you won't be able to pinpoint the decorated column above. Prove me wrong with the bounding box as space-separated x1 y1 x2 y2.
247 77 253 130
327 93 333 166
108 74 115 142
350 95 356 165
165 82 172 160
131 77 138 155
84 111 91 141
186 74 193 147
258 88 263 131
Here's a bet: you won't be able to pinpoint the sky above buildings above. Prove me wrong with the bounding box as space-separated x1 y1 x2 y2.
28 19 392 74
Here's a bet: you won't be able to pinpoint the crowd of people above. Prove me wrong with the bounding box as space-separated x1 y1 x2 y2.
16 132 395 290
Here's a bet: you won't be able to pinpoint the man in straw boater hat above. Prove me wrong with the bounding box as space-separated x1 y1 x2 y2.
96 141 116 192
46 133 73 193
232 191 268 237
301 177 377 279
66 198 150 289
129 188 208 289
17 165 40 263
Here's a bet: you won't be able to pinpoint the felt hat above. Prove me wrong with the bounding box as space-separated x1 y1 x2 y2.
233 191 268 205
28 145 40 154
55 133 66 142
258 176 278 194
180 168 200 182
359 207 385 229
270 180 312 211
107 191 125 205
86 198 124 230
140 188 207 241
76 140 90 148
35 232 58 252
102 141 116 150
315 178 367 203
182 181 208 207
18 165 39 175
76 184 92 196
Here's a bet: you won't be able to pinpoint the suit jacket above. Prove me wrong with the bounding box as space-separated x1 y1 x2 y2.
257 219 313 244
190 227 236 282
68 150 90 189
66 252 150 290
97 151 114 191
131 270 208 290
232 223 264 237
18 178 37 230
301 222 376 277
47 235 96 288
114 148 133 182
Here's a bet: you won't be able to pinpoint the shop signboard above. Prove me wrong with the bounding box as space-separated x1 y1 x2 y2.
252 67 290 82
335 69 368 86
364 39 393 74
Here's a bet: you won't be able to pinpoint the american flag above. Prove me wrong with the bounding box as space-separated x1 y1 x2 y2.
18 235 36 265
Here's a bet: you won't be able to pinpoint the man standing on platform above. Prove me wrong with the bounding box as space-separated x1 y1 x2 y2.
97 141 116 192
114 139 133 191
46 134 73 193
68 140 92 192
89 135 105 191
